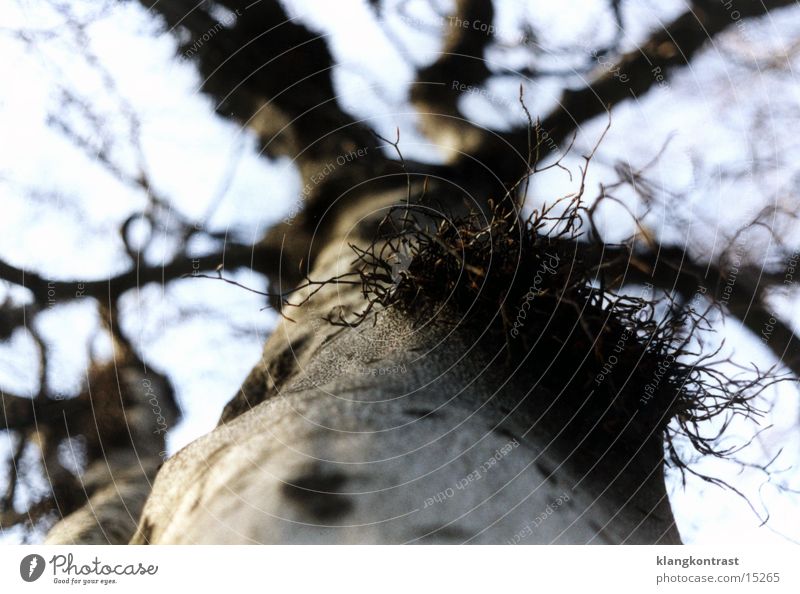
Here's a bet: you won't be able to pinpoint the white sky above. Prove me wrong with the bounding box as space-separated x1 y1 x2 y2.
1 0 799 544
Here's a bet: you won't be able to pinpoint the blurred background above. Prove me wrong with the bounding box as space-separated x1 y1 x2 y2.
1 0 799 543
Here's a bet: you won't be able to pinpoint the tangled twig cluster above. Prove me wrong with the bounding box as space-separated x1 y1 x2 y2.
333 189 782 498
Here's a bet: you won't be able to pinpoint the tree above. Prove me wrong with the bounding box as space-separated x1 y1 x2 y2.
1 0 799 544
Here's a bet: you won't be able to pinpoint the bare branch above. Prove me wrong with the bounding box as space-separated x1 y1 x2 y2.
469 0 799 181
409 0 497 158
139 0 382 175
0 241 279 306
588 244 800 377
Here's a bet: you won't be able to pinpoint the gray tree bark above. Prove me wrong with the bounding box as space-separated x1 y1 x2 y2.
129 185 681 545
35 0 799 546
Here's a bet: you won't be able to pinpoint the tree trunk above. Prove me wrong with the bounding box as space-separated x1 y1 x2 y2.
130 184 681 545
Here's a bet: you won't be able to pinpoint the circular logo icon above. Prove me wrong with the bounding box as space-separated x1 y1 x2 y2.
20 554 45 582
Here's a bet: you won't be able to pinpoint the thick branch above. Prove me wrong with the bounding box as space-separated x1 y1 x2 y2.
593 244 800 376
0 241 278 306
139 0 383 177
0 303 30 340
411 0 494 113
0 391 88 432
408 0 502 162
470 0 799 180
542 0 798 146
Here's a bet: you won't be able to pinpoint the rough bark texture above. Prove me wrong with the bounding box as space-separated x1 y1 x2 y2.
131 318 680 543
130 184 681 544
24 0 797 545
